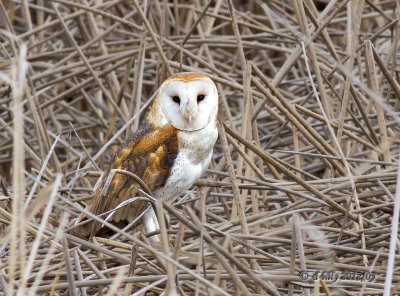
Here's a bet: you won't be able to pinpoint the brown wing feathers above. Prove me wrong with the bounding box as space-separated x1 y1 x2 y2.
73 124 178 238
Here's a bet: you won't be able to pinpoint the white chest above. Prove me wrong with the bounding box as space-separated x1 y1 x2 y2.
154 121 218 200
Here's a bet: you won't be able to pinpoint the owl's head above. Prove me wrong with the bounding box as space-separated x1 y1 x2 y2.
150 73 218 131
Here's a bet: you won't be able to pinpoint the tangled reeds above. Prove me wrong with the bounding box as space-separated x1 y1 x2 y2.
0 0 399 295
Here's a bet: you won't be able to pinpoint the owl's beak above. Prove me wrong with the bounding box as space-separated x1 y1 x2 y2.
182 102 195 124
183 109 193 124
185 112 192 124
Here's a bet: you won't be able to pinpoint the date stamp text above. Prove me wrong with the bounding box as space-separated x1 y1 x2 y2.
299 270 375 283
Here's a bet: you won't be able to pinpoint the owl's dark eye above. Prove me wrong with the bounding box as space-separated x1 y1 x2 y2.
197 94 205 102
172 96 180 104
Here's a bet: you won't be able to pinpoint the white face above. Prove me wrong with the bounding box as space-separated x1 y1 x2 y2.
160 78 218 131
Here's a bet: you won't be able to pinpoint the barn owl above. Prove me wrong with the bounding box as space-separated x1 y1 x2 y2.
73 73 219 238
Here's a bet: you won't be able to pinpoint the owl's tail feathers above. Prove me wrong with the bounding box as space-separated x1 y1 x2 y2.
69 192 120 239
69 187 110 238
69 212 101 239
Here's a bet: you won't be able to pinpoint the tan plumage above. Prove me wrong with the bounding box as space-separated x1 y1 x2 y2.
73 72 219 238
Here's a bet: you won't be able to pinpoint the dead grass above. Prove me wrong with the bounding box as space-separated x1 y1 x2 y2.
0 0 400 295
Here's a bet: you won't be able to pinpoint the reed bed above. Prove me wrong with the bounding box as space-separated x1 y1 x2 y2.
0 0 399 295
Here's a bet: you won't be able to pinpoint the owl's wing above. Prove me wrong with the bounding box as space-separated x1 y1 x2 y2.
73 124 178 238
